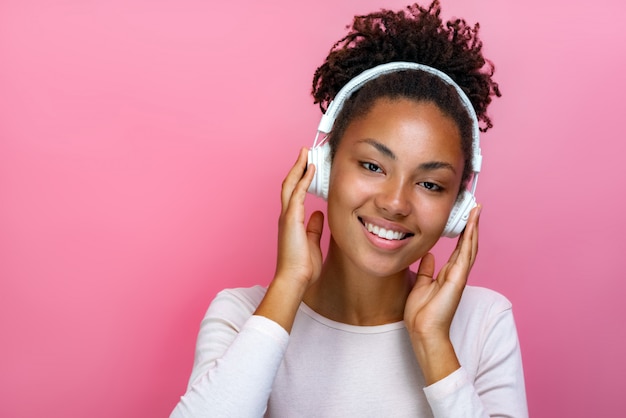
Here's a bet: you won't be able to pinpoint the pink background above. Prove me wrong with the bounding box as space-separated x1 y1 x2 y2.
1 0 625 416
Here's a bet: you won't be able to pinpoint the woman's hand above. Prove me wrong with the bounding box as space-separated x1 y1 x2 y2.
275 147 325 288
404 205 481 384
255 148 324 332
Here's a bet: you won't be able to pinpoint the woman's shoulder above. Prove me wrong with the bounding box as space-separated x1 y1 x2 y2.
214 285 268 308
204 285 268 325
457 285 513 317
451 286 518 360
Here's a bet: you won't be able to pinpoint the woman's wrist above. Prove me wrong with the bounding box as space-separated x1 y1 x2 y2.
254 274 309 333
410 335 461 386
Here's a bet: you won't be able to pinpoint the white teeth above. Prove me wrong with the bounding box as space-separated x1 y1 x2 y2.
365 222 407 240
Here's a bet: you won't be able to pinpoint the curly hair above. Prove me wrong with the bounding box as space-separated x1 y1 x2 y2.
311 0 501 192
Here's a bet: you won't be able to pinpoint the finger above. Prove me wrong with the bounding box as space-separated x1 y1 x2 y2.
449 236 463 263
441 205 481 287
457 204 481 261
436 261 452 286
468 204 481 265
280 148 309 209
284 163 315 220
306 211 324 247
281 148 310 213
460 204 480 267
415 253 436 287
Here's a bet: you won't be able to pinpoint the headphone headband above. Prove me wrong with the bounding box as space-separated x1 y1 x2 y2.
316 61 482 175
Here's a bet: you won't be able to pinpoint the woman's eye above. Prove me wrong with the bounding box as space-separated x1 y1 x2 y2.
419 182 442 192
361 162 383 173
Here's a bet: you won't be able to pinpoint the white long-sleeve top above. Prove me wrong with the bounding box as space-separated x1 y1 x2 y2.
171 285 527 417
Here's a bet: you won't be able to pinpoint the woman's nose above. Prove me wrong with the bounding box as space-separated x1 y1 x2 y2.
374 178 412 217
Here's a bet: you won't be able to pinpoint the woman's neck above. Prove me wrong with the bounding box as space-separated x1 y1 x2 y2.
303 238 415 326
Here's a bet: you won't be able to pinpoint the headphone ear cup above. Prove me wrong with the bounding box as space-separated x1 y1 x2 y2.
442 190 476 238
307 142 331 200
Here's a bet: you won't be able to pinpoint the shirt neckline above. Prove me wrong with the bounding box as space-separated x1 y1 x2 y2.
299 302 407 334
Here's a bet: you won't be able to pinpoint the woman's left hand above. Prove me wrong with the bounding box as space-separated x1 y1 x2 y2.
404 204 481 384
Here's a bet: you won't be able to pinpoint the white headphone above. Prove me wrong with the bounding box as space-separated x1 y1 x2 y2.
307 61 482 238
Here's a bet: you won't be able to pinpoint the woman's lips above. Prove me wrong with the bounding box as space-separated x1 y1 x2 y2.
358 217 414 249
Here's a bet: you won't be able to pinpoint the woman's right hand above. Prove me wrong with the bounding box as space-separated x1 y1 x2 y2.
255 148 324 333
274 147 324 290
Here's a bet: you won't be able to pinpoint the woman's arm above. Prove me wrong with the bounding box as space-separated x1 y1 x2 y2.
404 205 481 385
171 149 324 417
254 147 324 332
423 304 527 417
404 206 526 416
170 290 289 417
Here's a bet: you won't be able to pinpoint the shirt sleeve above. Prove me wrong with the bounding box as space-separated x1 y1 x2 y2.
423 303 528 418
423 367 487 417
170 289 289 418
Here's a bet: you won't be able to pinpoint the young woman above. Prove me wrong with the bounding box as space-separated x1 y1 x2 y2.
171 2 527 416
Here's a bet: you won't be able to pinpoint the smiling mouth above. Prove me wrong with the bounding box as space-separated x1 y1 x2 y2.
359 218 413 241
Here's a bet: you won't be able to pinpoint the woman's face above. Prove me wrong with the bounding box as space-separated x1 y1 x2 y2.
326 97 464 278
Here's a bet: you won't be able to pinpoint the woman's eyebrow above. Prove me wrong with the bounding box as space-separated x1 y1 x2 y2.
418 161 457 174
359 138 396 160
